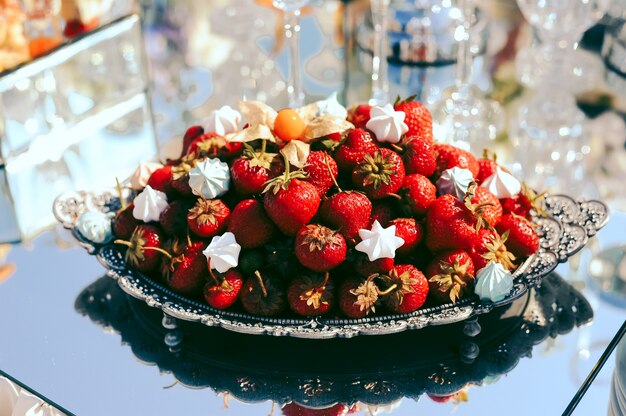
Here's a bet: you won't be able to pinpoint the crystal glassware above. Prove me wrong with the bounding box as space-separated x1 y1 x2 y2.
369 0 390 105
272 0 310 107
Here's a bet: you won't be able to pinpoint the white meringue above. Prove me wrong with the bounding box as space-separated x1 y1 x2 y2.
474 262 514 302
481 166 521 199
132 185 168 223
436 167 474 200
76 211 114 243
204 105 241 136
314 92 348 119
188 158 230 199
203 232 241 273
129 161 163 190
355 220 405 262
365 104 409 144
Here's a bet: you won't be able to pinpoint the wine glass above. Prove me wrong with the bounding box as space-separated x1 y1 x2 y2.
369 0 390 105
430 0 502 152
18 0 63 57
272 0 310 107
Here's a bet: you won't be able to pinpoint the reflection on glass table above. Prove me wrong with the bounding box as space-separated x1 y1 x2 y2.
72 272 592 414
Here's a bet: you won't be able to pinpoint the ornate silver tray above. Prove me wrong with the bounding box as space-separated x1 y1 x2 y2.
53 191 609 339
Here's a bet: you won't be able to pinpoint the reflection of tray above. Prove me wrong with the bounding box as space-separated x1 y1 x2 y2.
55 191 608 339
75 272 593 408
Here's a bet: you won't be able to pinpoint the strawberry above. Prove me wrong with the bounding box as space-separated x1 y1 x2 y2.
263 160 321 236
295 224 347 272
390 218 423 256
187 199 230 238
424 194 490 252
368 200 397 227
426 250 475 304
181 125 205 155
468 228 516 271
319 191 372 243
241 271 286 316
433 144 480 179
346 104 372 129
115 225 166 274
400 173 436 217
402 135 437 177
477 157 498 185
203 269 243 309
334 128 378 172
282 403 350 416
113 204 138 240
230 143 274 196
471 185 502 227
63 18 98 38
500 184 545 219
380 264 429 314
353 253 394 277
339 276 379 318
186 132 223 158
496 214 539 258
163 241 207 295
427 390 468 403
352 148 405 199
227 199 277 248
303 151 338 197
287 273 334 317
147 165 174 195
394 98 433 141
159 200 192 237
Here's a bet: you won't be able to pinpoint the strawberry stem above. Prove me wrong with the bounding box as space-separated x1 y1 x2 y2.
186 232 192 248
260 139 267 157
324 153 342 192
391 143 403 152
207 261 220 285
320 271 329 288
114 239 133 248
377 283 398 296
254 270 268 298
115 178 127 211
142 246 173 260
388 193 402 200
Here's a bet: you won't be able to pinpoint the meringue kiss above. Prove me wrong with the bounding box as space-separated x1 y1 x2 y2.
188 158 230 199
482 166 521 199
132 185 168 222
474 262 514 302
436 167 474 201
365 104 409 144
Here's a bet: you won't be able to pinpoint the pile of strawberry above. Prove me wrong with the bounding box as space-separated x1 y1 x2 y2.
110 98 541 319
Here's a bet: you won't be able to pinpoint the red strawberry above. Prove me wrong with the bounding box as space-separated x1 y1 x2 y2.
287 273 334 317
477 159 498 185
424 194 489 252
241 271 286 316
187 199 230 238
339 276 379 318
63 18 98 38
282 403 350 416
319 191 372 243
426 250 475 304
227 199 277 248
230 144 274 196
159 200 192 237
390 218 423 256
113 204 138 240
496 214 539 258
471 185 502 227
186 132 223 158
303 151 338 197
368 200 397 227
346 104 372 129
402 135 437 176
147 165 174 194
352 148 405 199
433 144 480 179
427 390 469 403
394 99 433 141
468 228 516 271
353 253 394 278
334 128 378 172
163 241 207 295
203 269 243 309
380 264 429 314
115 225 166 274
263 162 321 236
295 224 347 272
400 174 436 217
500 184 545 219
181 125 205 155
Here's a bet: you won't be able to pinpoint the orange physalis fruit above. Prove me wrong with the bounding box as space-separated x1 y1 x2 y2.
274 109 305 142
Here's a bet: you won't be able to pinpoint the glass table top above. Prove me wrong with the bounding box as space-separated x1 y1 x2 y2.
0 213 624 415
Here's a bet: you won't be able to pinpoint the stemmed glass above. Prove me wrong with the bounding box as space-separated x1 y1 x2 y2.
509 0 609 193
430 0 501 151
18 0 63 56
272 0 310 107
369 0 390 105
